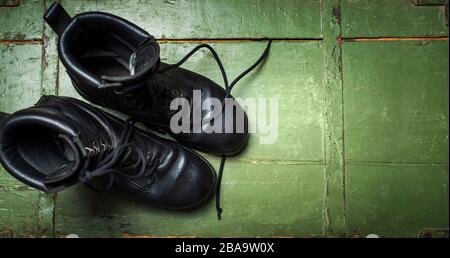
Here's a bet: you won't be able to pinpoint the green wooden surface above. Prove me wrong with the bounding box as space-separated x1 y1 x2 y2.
346 163 449 237
343 40 449 163
60 0 322 39
55 163 325 237
322 0 347 236
0 44 43 237
0 0 43 40
59 42 327 163
0 0 449 237
341 0 449 37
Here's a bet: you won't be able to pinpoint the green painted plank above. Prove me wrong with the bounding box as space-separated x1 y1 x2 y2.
321 0 347 236
41 0 60 96
60 0 322 38
0 0 44 40
37 192 55 237
35 0 61 238
0 171 40 237
0 43 44 237
57 60 81 99
0 44 43 113
0 0 447 238
54 163 325 237
346 163 449 237
59 42 326 163
341 0 449 37
343 40 449 163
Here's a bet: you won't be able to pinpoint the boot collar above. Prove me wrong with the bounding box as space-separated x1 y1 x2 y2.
46 1 160 90
0 108 84 192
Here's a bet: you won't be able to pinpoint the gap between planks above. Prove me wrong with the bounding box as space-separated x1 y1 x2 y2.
157 38 322 43
343 36 449 42
1 36 449 45
0 39 43 45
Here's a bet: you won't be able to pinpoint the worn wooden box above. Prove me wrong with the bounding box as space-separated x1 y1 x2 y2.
0 0 448 237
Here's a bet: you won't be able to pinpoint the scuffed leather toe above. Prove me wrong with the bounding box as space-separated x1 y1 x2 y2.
157 148 217 209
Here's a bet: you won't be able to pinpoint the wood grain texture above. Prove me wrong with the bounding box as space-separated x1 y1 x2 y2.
59 42 327 163
0 43 43 237
55 163 325 237
59 0 322 39
0 44 42 112
321 0 347 236
346 163 449 237
0 0 448 238
343 40 449 163
55 41 329 237
341 0 449 37
0 0 44 40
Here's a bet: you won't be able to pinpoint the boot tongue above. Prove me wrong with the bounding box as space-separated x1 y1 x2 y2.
44 162 78 184
129 40 159 76
43 133 82 185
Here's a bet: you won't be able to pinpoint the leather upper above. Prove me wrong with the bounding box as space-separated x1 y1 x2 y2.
0 96 217 209
58 12 159 88
45 2 249 156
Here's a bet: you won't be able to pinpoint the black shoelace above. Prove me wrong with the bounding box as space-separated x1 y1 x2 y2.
58 120 159 190
97 40 272 218
161 40 272 220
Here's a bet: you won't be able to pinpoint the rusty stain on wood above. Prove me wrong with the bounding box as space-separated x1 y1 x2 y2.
0 39 43 45
332 5 342 25
41 35 49 69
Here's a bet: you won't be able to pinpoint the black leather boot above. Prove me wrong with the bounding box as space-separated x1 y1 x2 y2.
44 2 271 156
0 112 7 126
0 96 217 210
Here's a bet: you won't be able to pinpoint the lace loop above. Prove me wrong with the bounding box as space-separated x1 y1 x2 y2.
73 119 159 191
91 40 272 217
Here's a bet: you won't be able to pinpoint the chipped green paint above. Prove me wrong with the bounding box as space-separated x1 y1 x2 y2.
0 0 449 238
0 44 42 113
0 174 40 237
322 0 347 237
59 42 327 163
35 0 62 238
0 43 43 237
149 42 326 163
55 163 325 237
343 40 449 163
341 0 449 37
346 163 449 237
0 0 44 40
41 0 60 96
59 0 322 39
56 42 329 237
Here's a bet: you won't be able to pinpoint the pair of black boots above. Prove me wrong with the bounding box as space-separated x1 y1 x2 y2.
0 2 271 218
